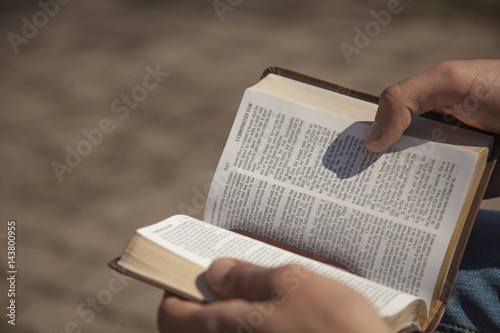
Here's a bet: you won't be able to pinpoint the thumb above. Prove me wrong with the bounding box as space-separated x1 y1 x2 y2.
206 258 277 300
363 61 478 152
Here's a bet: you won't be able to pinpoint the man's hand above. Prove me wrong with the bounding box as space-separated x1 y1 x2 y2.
364 60 500 153
158 259 391 333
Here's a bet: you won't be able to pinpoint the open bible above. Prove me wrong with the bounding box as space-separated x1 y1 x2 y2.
110 68 498 333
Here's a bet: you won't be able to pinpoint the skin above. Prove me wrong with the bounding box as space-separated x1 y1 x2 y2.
158 259 391 333
158 60 500 333
363 60 500 153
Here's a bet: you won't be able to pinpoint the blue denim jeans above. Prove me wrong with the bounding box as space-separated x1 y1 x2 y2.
435 209 500 333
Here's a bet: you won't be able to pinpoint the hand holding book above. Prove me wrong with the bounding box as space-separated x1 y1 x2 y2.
159 258 393 333
363 60 500 198
111 60 498 333
364 60 500 153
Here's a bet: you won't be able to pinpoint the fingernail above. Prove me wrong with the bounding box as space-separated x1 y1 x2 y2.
364 121 381 143
208 259 237 287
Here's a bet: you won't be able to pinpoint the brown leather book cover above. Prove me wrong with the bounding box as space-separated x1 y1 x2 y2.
261 66 498 332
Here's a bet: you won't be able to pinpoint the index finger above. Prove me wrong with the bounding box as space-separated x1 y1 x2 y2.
363 61 475 152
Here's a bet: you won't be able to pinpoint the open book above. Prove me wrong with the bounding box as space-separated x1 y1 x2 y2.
110 68 498 333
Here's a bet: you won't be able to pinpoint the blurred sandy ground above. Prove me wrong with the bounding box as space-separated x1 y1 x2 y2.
0 1 499 332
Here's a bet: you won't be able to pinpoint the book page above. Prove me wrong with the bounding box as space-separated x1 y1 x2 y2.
204 87 478 308
139 215 422 319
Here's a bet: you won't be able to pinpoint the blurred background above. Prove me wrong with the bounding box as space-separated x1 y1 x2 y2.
1 1 499 332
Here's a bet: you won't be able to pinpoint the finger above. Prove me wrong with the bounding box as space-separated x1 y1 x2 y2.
208 260 315 301
363 61 475 152
207 258 297 301
158 297 203 333
158 295 263 333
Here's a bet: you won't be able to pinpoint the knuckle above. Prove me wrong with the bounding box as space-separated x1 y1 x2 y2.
379 83 415 123
380 84 403 105
434 61 463 82
271 264 295 277
271 264 306 281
